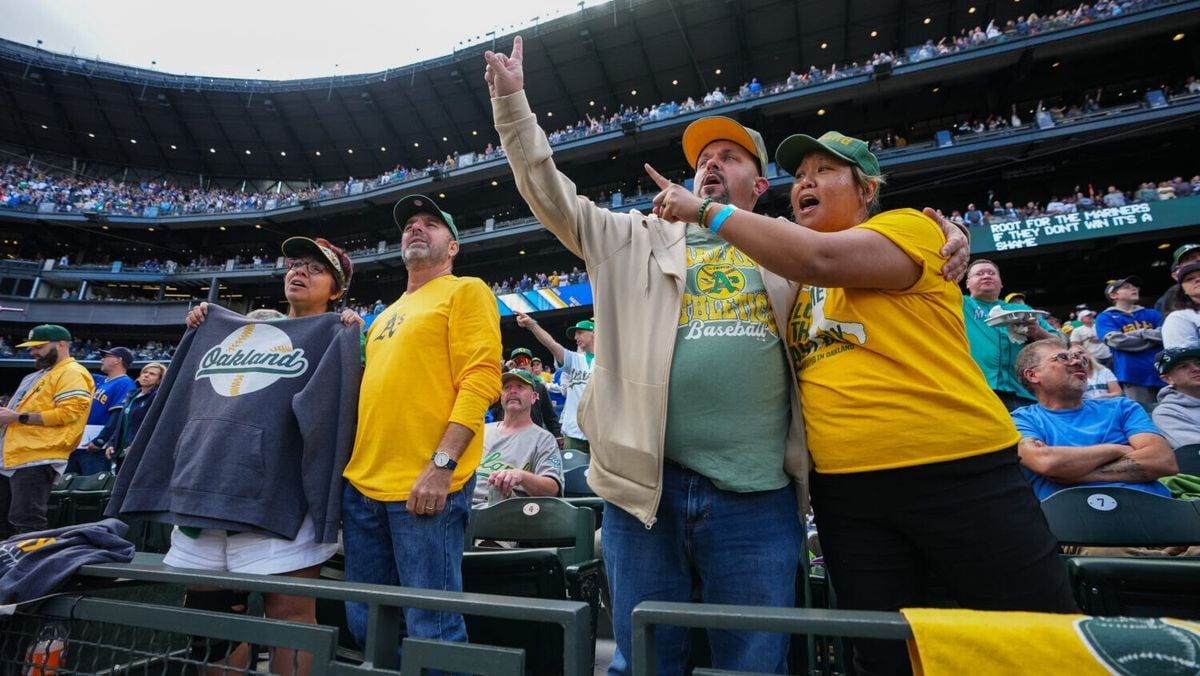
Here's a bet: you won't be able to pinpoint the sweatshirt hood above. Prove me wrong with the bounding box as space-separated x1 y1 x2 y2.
1101 304 1147 316
1157 385 1200 407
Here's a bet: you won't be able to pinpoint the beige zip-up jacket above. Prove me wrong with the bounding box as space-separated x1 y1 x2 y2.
494 91 810 526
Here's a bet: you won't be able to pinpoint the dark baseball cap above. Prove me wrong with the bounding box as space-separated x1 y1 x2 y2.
16 324 71 348
1104 276 1142 296
393 194 459 240
510 348 534 360
1157 347 1200 374
1174 244 1200 266
281 236 352 290
775 130 882 177
1177 262 1200 282
682 116 770 176
100 347 134 367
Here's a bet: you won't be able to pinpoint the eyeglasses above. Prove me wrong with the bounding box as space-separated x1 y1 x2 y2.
285 258 329 275
1044 351 1090 366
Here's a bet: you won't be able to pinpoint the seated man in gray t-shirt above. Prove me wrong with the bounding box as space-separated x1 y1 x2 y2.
473 369 563 505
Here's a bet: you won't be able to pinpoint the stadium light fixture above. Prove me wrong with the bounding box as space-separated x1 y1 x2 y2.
210 148 216 153
348 149 354 154
968 6 976 13
631 89 638 95
40 124 47 129
380 146 386 151
88 132 95 138
255 224 262 229
1173 33 1185 41
315 151 321 156
547 111 554 117
170 144 177 150
245 149 251 155
491 180 499 186
219 226 227 231
923 17 931 24
870 30 878 37
519 250 526 255
438 193 446 198
672 79 679 85
817 108 826 116
442 136 448 141
589 100 595 106
714 69 721 75
130 139 137 144
472 131 478 136
1052 62 1061 68
931 86 941 93
148 227 155 232
1158 242 1172 249
820 42 828 49
280 151 286 156
414 142 420 147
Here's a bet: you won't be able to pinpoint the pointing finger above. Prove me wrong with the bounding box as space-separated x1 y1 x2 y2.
644 163 671 189
511 35 523 62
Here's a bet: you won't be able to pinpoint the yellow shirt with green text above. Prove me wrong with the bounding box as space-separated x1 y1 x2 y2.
787 208 1018 473
344 275 502 500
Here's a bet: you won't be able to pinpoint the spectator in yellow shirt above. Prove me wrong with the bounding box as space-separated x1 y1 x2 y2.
341 194 501 655
646 130 1078 674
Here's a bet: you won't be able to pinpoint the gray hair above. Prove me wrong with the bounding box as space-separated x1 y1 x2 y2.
1015 339 1063 392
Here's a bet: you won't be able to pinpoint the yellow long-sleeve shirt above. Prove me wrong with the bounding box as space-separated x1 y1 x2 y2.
344 275 502 501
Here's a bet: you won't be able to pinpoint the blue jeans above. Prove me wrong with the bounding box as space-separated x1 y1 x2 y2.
603 461 803 675
341 478 474 652
66 448 110 476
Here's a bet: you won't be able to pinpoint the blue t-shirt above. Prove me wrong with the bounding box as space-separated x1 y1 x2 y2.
1094 306 1163 387
1011 398 1171 500
87 374 136 426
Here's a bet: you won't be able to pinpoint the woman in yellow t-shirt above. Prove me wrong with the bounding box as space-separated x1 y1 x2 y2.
645 132 1077 673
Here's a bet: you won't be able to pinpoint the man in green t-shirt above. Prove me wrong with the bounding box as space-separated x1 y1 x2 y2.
963 259 1058 410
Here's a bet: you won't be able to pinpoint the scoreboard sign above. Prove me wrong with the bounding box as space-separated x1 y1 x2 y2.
974 196 1200 254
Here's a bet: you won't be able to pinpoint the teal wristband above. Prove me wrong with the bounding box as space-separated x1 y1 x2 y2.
709 205 736 235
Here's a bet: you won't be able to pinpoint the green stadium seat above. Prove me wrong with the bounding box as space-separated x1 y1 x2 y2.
46 472 76 529
464 497 601 674
561 466 593 498
1175 444 1200 475
1041 486 1200 618
66 471 116 525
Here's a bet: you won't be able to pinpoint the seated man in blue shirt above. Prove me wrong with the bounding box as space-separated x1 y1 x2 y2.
1011 339 1178 500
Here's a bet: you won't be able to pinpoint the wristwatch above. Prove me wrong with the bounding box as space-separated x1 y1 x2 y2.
17 413 29 424
431 451 458 470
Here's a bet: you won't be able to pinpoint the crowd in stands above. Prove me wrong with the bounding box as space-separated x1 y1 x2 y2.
0 0 1175 221
0 335 175 360
487 267 588 295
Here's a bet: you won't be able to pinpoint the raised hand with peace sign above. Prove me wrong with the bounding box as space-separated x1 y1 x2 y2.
484 36 524 99
644 163 707 225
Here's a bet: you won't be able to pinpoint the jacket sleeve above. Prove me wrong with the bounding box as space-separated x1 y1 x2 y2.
91 392 129 447
294 321 363 544
39 368 95 427
447 280 503 437
493 90 636 266
1162 312 1200 350
1152 405 1200 449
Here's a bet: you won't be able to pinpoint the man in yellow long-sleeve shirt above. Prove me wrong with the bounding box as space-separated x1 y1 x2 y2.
341 194 501 652
0 324 94 538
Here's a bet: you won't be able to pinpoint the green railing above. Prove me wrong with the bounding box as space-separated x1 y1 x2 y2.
64 554 591 675
630 601 912 676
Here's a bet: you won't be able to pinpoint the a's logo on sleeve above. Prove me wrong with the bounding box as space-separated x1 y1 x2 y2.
195 324 309 397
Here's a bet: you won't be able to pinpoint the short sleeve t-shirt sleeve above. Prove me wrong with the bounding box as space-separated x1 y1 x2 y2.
854 208 947 295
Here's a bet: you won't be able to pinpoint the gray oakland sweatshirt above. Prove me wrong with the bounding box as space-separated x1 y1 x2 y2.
107 305 362 543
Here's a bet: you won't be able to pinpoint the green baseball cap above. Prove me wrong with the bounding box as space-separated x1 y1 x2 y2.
393 194 459 240
509 347 534 360
567 319 595 339
17 324 72 348
682 116 770 176
500 368 537 387
775 130 882 177
1173 244 1200 266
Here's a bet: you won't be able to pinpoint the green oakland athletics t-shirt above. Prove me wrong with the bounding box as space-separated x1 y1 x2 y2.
663 225 791 492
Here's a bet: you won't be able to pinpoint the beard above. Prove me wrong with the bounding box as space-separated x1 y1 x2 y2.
699 173 731 206
401 239 450 271
34 349 60 370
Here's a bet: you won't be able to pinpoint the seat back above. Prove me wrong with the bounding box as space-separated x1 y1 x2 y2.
562 466 593 497
1041 486 1200 546
68 471 115 525
560 449 589 472
467 497 594 567
1175 444 1200 475
46 473 77 529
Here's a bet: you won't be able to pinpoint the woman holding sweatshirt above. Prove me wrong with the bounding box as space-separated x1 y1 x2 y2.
178 235 359 675
645 132 1077 674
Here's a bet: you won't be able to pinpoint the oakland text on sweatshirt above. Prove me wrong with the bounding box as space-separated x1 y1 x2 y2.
107 305 362 543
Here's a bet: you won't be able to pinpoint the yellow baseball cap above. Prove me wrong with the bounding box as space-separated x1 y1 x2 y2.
682 116 769 176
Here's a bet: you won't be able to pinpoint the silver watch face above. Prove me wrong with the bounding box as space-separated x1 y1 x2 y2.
433 451 451 467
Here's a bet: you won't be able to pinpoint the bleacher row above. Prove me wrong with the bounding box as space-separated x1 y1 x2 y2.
12 442 1200 674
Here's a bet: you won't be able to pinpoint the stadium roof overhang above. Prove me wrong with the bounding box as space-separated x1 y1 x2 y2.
5 0 1194 182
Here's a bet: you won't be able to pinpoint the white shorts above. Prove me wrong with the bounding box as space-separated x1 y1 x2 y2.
163 514 338 575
